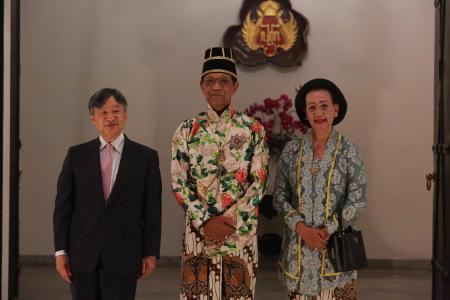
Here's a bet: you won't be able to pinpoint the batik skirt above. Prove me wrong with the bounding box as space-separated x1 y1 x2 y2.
180 222 258 300
288 280 357 300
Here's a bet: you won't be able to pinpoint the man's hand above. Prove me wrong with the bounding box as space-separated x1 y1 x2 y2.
55 255 72 284
203 215 236 244
139 256 157 279
296 222 329 251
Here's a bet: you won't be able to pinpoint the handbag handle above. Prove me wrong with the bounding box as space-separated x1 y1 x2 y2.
334 145 350 234
335 181 348 233
335 199 344 233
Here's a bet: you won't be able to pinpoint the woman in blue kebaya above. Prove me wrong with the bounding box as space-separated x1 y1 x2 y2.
273 78 367 300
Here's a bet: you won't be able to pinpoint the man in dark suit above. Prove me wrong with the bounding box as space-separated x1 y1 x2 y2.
53 88 162 300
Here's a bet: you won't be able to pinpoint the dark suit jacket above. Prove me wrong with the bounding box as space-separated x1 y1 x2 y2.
53 136 162 275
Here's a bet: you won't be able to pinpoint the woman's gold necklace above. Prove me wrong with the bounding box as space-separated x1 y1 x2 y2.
310 144 326 175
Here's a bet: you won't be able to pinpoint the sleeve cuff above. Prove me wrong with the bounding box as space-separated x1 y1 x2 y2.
284 210 304 232
55 250 67 257
190 212 211 230
325 221 339 235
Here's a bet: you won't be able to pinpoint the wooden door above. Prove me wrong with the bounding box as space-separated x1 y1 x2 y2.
431 0 450 298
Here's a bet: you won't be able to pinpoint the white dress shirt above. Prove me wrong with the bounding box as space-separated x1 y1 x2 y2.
55 133 125 257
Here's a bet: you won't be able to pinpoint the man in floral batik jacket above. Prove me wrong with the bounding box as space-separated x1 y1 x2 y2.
171 47 269 300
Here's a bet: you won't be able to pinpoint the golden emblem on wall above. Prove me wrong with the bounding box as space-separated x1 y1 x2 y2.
223 0 308 67
242 0 298 57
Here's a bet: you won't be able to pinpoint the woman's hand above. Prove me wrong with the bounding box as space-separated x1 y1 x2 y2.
295 222 329 251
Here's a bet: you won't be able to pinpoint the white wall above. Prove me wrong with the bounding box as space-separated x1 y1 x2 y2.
20 0 434 259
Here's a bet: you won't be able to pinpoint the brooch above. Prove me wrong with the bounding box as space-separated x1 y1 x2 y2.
230 134 247 150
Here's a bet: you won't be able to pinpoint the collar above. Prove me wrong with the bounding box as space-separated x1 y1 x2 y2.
206 104 235 123
99 132 125 153
303 128 339 162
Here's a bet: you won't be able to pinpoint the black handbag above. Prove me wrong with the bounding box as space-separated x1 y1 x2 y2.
327 203 368 272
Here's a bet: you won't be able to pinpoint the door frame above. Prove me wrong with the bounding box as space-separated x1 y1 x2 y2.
433 0 450 299
3 0 20 299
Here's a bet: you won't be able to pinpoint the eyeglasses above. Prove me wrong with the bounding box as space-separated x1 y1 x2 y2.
202 77 234 87
306 103 332 114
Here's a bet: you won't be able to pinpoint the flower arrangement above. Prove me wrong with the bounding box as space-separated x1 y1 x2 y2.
245 94 307 156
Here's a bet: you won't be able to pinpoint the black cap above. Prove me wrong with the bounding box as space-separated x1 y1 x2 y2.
295 78 347 128
201 47 237 79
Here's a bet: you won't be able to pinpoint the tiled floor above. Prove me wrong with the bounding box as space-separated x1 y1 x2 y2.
18 264 431 299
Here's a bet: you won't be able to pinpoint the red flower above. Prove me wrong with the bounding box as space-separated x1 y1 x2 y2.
175 193 183 206
251 122 262 133
293 120 308 133
191 122 200 137
221 193 233 209
245 106 254 116
234 169 248 184
283 99 293 110
244 94 305 154
292 120 301 129
279 111 294 129
263 98 280 112
256 207 260 217
257 169 267 183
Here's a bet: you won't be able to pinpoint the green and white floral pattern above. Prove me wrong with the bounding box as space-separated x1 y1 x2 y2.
171 104 269 256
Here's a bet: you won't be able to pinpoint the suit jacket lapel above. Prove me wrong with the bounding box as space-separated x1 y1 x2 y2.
88 138 105 203
107 136 135 205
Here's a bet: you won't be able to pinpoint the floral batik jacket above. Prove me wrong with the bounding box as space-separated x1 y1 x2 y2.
273 129 367 296
171 104 269 256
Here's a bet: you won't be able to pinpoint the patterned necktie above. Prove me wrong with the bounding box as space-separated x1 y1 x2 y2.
101 143 113 200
